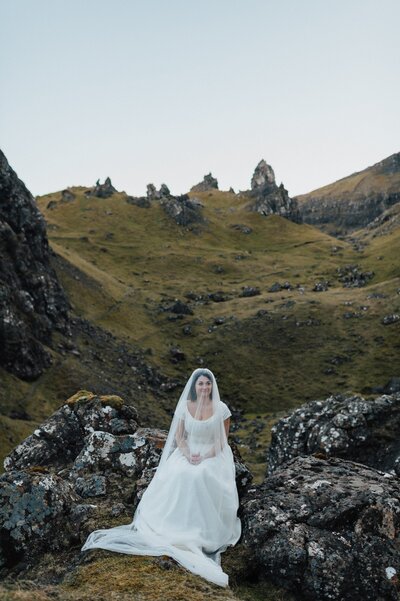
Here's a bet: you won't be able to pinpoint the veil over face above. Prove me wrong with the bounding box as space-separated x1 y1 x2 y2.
158 368 228 469
81 368 241 587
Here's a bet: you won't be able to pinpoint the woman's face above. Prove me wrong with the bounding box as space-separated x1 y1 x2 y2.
195 376 212 399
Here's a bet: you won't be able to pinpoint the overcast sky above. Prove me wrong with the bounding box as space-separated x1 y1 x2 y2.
1 0 399 198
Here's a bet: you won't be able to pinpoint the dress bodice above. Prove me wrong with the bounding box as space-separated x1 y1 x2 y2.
184 405 220 446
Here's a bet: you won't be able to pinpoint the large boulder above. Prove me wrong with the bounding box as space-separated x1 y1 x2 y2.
241 455 400 601
267 392 400 476
0 469 85 570
0 149 69 380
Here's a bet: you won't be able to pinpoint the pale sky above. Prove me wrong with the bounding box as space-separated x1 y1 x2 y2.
1 0 399 198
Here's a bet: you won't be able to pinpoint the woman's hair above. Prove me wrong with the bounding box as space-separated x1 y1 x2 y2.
188 369 213 401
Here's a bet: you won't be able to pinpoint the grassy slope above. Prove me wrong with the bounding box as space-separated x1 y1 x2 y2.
295 156 400 204
31 188 400 416
1 187 399 469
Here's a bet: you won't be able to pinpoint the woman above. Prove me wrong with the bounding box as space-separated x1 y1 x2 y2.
81 368 241 587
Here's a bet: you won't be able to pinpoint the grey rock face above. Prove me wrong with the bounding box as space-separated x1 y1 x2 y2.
251 159 276 189
241 456 400 601
246 160 301 223
268 392 400 476
0 149 69 380
190 173 219 192
0 469 84 570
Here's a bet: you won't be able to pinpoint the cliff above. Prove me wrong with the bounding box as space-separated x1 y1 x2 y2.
295 152 400 234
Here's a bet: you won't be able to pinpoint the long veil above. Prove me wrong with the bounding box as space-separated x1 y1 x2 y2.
81 368 241 586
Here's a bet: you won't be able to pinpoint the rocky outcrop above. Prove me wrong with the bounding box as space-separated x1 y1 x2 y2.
246 160 301 223
1 391 251 576
267 392 400 476
160 194 205 227
241 455 400 601
146 183 170 200
0 149 69 380
86 177 117 198
295 152 400 234
190 173 219 192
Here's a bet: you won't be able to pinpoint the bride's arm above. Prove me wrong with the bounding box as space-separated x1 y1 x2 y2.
175 418 190 460
202 418 231 459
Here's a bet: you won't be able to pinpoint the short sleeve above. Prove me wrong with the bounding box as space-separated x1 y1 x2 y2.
220 401 232 420
174 403 186 420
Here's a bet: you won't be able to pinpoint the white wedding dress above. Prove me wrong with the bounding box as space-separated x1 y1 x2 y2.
81 399 241 587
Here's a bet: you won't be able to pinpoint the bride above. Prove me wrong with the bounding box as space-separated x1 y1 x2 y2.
81 368 241 586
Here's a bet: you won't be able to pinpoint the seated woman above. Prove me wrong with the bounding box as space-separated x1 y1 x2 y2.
81 368 241 587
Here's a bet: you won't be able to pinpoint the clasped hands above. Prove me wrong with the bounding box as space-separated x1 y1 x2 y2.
188 452 203 465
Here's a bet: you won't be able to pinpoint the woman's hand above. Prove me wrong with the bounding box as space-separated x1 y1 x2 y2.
189 452 203 465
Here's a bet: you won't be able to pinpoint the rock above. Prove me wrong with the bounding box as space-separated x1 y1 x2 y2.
169 347 186 363
241 455 400 601
246 160 301 223
230 224 253 234
159 183 170 197
208 291 232 303
4 392 139 472
240 287 261 298
251 159 276 189
87 177 117 198
126 195 151 208
61 189 75 202
0 470 83 570
168 300 193 315
160 194 205 227
0 149 70 380
313 280 330 292
337 264 374 287
146 183 157 199
268 282 282 292
190 173 219 192
146 183 170 200
267 392 400 476
268 281 293 293
382 314 400 325
381 377 400 394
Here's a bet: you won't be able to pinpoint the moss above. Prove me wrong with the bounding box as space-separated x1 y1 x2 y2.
99 394 125 409
65 391 96 406
62 552 240 600
26 466 50 474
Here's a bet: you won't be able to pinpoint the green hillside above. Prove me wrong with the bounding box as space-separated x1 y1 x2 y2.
1 185 399 475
